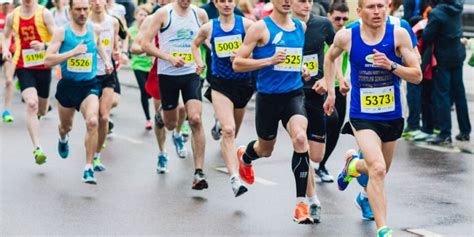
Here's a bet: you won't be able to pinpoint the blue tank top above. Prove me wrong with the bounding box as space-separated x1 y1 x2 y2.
252 17 305 94
210 15 250 80
349 24 403 120
59 22 97 81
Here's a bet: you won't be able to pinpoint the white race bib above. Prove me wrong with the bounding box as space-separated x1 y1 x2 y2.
22 49 45 67
214 34 242 58
67 53 93 73
360 86 395 113
303 54 318 77
170 46 194 65
274 47 302 72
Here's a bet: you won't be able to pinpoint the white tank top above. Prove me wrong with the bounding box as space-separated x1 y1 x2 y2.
158 4 201 76
96 14 115 76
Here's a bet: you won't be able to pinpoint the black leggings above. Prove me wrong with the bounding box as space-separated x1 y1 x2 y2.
320 89 347 169
133 70 151 120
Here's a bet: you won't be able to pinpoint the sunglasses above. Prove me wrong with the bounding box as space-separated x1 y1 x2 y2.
334 17 349 22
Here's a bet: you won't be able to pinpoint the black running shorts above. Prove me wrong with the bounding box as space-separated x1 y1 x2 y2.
158 73 202 111
55 78 101 111
204 75 254 109
343 118 404 143
16 68 52 99
97 73 116 90
304 88 326 143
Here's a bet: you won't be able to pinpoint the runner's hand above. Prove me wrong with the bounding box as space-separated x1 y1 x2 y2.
270 50 286 65
196 63 206 75
112 50 121 62
72 41 88 56
339 80 351 95
312 79 327 95
323 93 335 116
372 49 391 70
30 41 45 51
2 51 12 61
168 55 186 68
301 65 311 81
105 62 114 75
229 51 237 62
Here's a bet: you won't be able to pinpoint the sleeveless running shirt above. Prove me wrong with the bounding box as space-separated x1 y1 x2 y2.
59 23 97 81
349 24 403 121
95 14 114 76
210 15 249 80
252 17 304 94
158 4 201 76
12 5 52 69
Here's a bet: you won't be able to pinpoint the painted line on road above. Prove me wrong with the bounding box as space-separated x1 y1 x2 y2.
214 167 278 186
111 134 143 144
406 228 444 237
414 143 461 153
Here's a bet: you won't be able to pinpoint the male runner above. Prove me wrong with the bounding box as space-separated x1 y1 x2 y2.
322 0 421 235
142 0 210 190
233 0 313 224
291 0 335 223
0 0 15 123
89 0 120 172
191 0 253 197
2 0 55 164
45 0 112 184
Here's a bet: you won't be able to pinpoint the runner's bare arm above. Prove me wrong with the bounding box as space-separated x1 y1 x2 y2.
242 17 253 32
141 9 174 61
94 25 113 73
45 27 78 67
191 22 211 70
112 18 120 61
197 8 209 25
2 14 13 60
233 21 283 72
42 8 56 36
130 16 151 55
393 28 422 84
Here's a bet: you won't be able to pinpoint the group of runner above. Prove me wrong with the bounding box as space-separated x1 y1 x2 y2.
1 0 422 236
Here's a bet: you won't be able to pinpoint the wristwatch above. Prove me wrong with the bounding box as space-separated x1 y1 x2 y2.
389 61 398 72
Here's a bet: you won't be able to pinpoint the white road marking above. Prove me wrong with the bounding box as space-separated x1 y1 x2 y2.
406 228 444 237
111 134 143 144
415 143 461 153
214 167 278 186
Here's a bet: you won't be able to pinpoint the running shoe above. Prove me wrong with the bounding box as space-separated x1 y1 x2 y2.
293 202 314 224
154 108 164 129
58 139 69 159
33 148 47 165
82 168 97 184
156 152 169 174
108 120 114 134
211 118 222 140
355 192 374 221
172 131 187 158
401 128 417 138
145 120 153 130
337 149 359 191
403 130 421 141
309 203 321 223
2 111 14 123
455 133 470 142
411 131 435 141
433 129 441 135
230 176 248 197
180 121 190 143
315 166 334 183
93 156 106 172
377 227 393 237
237 146 255 185
192 172 208 190
427 136 452 146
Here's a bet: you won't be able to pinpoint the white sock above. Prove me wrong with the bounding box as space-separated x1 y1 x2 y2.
307 195 321 206
94 152 101 159
84 164 93 170
296 197 306 204
360 190 368 199
229 175 239 182
159 151 167 156
59 134 69 143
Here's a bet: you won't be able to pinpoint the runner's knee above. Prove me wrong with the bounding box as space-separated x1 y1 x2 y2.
86 116 99 131
221 124 235 138
369 162 386 181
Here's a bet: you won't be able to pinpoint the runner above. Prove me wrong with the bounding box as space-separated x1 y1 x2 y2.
44 0 113 184
322 0 422 235
89 0 121 172
0 0 15 123
191 0 253 197
2 0 55 164
233 0 313 223
291 0 335 223
141 0 210 190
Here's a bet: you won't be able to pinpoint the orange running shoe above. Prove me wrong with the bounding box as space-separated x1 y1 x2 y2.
237 146 255 185
293 202 314 224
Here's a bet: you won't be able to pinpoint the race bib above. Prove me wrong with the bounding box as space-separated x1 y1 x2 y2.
303 54 318 77
214 34 242 58
360 86 395 113
22 49 45 67
67 53 93 73
170 47 194 64
274 47 302 72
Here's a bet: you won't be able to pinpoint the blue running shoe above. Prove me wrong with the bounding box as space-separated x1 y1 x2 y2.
377 227 392 237
337 149 358 191
157 152 169 174
82 168 97 184
93 157 106 172
58 139 69 159
356 149 369 187
172 131 187 158
2 110 14 123
355 192 374 221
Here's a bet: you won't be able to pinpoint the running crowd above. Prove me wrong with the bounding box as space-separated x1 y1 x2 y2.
0 0 470 236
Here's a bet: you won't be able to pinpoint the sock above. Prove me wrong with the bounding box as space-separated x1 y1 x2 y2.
229 175 239 182
84 164 93 170
292 151 310 199
94 152 101 159
377 226 388 232
242 140 259 165
296 197 306 204
348 158 361 177
360 190 368 199
307 195 321 206
59 134 69 143
159 151 167 156
195 169 203 175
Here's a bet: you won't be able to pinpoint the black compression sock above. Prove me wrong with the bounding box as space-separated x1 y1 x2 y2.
292 151 310 198
242 140 259 164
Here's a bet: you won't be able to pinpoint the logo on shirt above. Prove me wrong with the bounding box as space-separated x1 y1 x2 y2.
176 28 194 40
272 31 285 45
365 54 374 63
